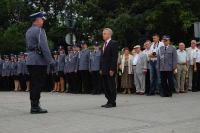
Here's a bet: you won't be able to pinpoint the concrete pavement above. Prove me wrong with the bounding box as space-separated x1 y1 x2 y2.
0 92 200 133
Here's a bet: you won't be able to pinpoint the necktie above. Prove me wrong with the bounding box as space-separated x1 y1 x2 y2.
103 42 107 52
165 46 167 50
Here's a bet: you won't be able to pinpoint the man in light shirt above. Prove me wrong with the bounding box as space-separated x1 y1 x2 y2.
149 34 164 95
143 40 151 95
132 45 147 95
176 43 187 93
186 40 198 91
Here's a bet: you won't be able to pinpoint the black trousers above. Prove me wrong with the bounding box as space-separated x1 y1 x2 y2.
160 71 174 97
78 70 91 94
102 74 117 104
0 76 2 90
2 76 11 91
66 73 74 93
91 71 101 94
46 74 53 92
28 65 47 103
145 69 151 95
196 63 200 91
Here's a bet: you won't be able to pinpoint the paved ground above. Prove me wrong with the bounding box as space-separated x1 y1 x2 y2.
0 92 200 133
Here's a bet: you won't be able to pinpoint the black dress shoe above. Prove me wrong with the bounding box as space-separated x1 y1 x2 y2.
101 103 109 107
30 107 48 114
104 103 116 108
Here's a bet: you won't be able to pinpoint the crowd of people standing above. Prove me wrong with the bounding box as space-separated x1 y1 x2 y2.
0 34 200 97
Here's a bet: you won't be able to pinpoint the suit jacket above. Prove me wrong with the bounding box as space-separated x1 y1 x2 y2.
133 52 147 74
26 25 53 66
101 40 118 75
157 45 177 71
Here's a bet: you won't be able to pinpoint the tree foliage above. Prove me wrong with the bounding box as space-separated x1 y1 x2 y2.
0 0 200 53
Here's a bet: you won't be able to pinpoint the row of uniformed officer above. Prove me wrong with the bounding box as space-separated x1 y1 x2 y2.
0 53 29 91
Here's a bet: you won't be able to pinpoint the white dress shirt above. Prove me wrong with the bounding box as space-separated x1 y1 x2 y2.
132 54 139 65
186 47 198 65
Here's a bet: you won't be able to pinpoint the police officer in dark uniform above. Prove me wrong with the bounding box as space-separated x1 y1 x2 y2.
26 12 55 114
89 41 102 94
58 46 66 92
2 55 11 91
64 47 72 92
77 41 91 94
67 45 80 93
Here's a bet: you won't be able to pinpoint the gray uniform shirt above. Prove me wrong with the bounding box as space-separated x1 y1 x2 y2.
77 49 90 71
58 54 65 72
26 25 53 65
2 61 11 77
89 50 101 71
157 45 178 71
67 52 79 73
10 61 18 76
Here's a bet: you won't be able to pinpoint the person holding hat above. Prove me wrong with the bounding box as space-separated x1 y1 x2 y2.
89 41 102 95
193 42 200 91
131 45 147 95
157 35 177 97
26 11 55 114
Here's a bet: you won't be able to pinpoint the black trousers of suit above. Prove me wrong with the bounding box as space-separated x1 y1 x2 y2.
28 65 47 105
91 71 101 94
102 74 117 104
160 71 174 97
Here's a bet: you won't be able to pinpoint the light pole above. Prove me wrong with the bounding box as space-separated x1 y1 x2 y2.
65 0 76 46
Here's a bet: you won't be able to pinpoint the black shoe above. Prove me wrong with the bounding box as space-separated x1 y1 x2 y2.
30 107 48 114
101 103 109 107
104 103 116 108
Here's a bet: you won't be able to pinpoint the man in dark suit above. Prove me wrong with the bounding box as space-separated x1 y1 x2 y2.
101 28 118 108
